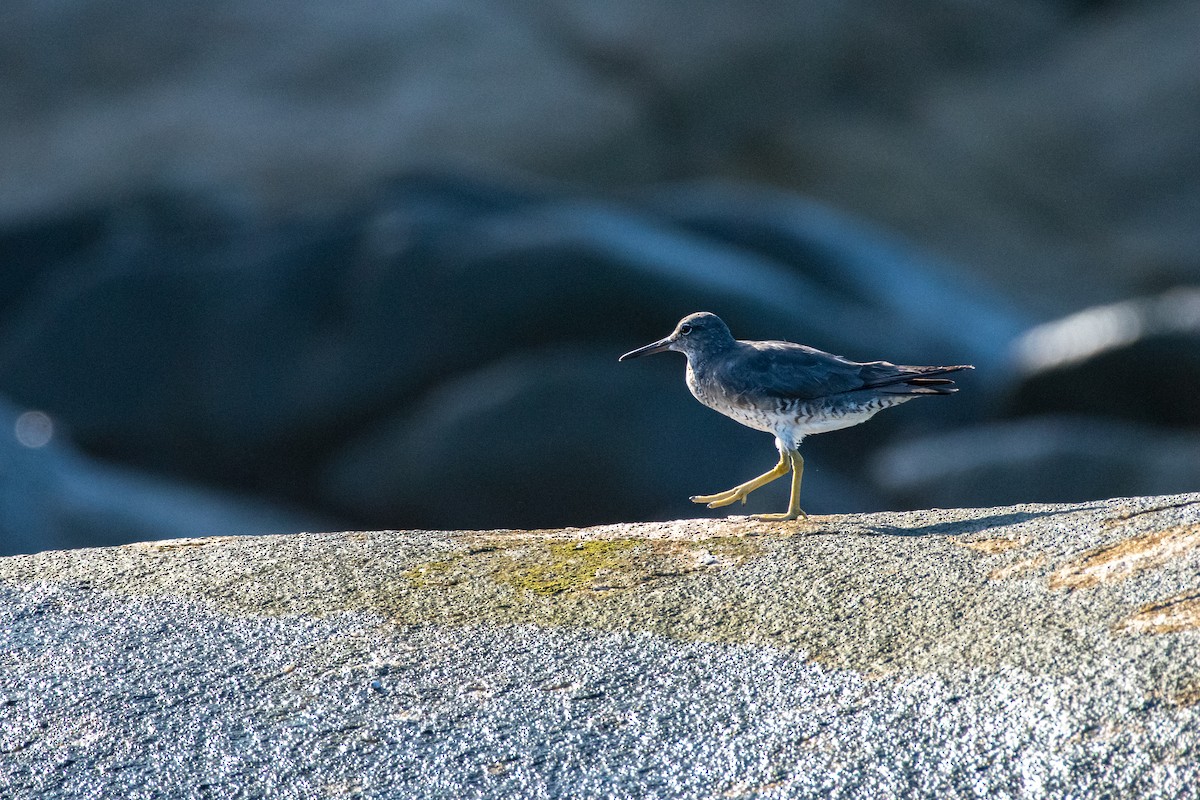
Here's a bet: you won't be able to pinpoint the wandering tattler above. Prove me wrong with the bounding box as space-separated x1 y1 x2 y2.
619 312 973 520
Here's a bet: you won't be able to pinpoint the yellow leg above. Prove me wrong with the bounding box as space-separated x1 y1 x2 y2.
691 451 790 508
751 451 807 521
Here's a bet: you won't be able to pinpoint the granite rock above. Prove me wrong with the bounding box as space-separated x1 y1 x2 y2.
2 494 1198 797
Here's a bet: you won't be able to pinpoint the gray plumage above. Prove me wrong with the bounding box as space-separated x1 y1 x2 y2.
619 312 973 520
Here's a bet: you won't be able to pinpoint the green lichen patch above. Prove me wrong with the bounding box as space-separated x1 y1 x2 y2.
397 534 766 602
402 558 463 589
494 539 646 595
5 496 1200 682
484 534 769 597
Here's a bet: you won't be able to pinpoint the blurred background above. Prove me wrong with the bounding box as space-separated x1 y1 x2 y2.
2 0 1199 554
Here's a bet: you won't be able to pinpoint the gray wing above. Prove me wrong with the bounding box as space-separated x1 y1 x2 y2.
717 341 968 401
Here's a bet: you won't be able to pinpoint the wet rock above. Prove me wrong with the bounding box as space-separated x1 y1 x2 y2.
3 1 1197 324
0 175 996 540
641 180 1029 376
759 1 1200 316
0 191 359 488
0 398 330 556
1004 287 1200 427
871 415 1200 509
0 1 1063 220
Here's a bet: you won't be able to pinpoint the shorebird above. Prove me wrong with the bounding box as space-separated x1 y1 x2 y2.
619 312 973 521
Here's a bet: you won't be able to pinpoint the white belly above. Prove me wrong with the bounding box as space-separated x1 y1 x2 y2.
686 362 912 449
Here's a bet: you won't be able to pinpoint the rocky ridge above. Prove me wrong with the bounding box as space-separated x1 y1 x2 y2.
2 494 1198 798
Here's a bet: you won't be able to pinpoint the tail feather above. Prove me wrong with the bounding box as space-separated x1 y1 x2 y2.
868 364 973 396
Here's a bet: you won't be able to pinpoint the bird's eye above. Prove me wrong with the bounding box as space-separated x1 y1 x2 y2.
679 323 692 335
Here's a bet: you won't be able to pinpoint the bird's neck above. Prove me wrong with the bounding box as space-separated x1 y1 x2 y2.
684 358 715 404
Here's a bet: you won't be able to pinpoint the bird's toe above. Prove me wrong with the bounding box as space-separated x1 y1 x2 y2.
691 490 741 507
750 509 808 522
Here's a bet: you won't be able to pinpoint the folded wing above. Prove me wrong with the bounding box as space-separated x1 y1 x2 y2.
718 341 973 401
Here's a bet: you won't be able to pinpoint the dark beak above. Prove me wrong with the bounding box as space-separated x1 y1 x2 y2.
619 336 673 361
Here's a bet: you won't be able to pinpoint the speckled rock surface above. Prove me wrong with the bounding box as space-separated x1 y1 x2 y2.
2 495 1199 798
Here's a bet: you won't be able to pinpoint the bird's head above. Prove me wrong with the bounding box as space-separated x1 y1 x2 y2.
619 312 734 362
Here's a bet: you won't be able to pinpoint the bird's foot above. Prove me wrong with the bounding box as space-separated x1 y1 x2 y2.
690 488 748 508
690 455 793 510
750 509 808 522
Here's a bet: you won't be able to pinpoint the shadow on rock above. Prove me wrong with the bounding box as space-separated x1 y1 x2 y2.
861 506 1105 538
